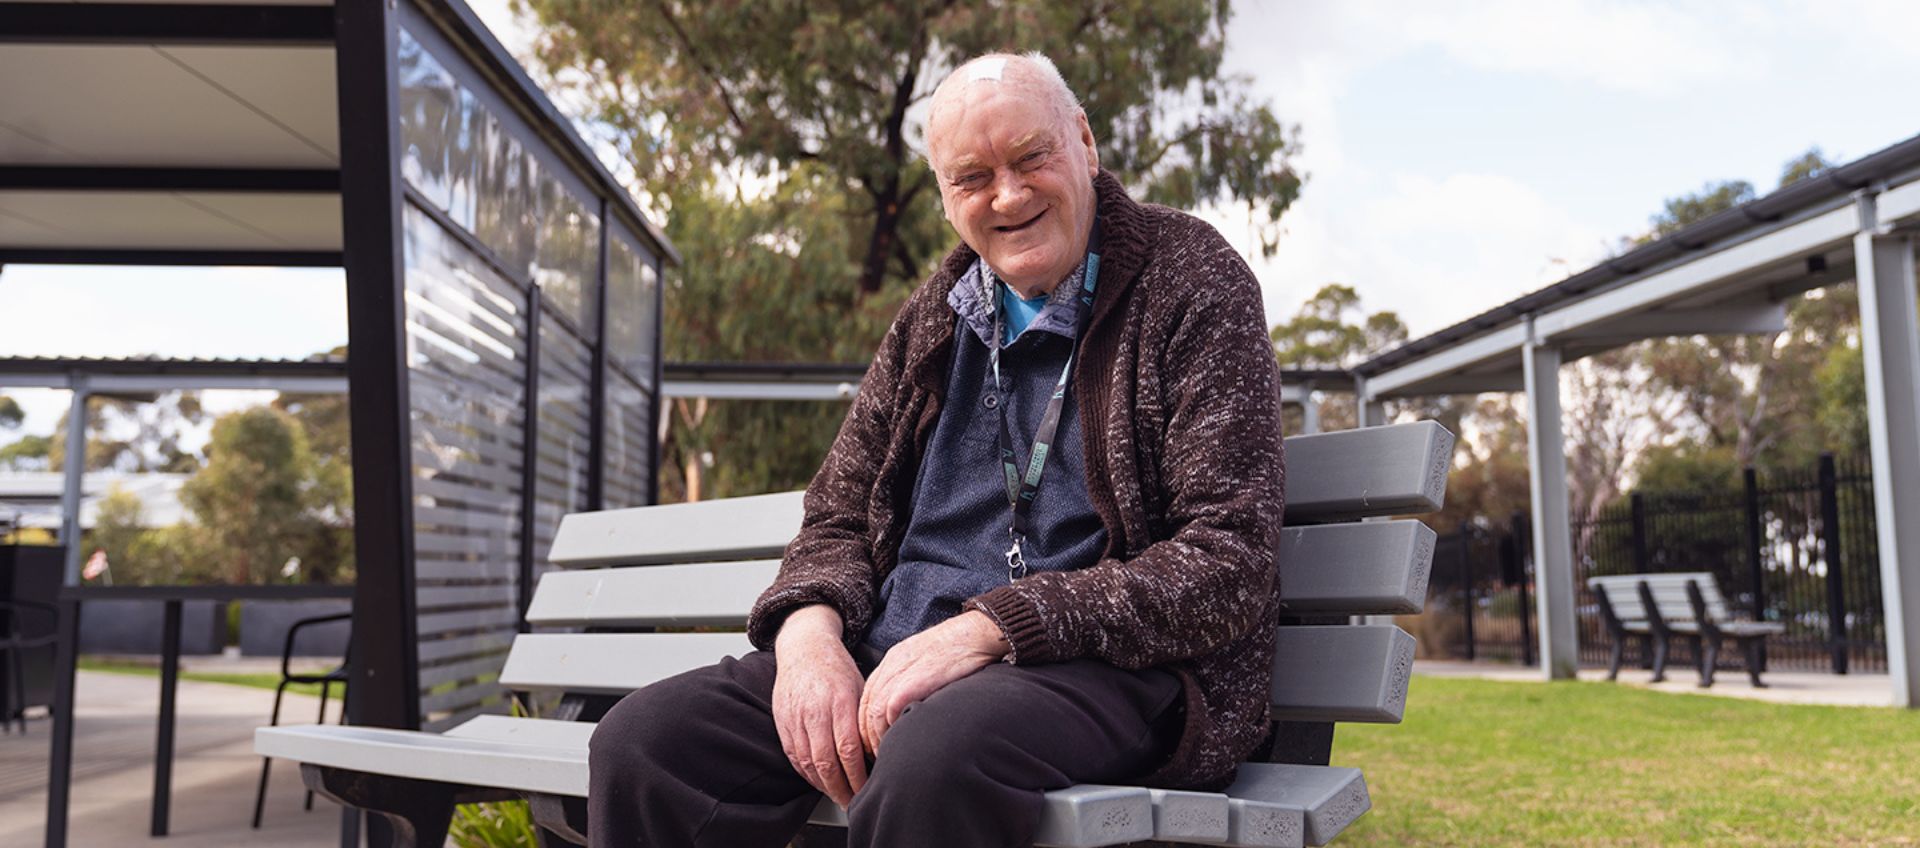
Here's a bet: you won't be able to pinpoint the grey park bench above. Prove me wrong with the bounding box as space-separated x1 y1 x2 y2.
256 421 1455 847
1587 572 1786 688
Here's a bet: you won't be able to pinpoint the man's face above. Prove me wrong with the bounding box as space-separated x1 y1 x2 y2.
928 85 1099 292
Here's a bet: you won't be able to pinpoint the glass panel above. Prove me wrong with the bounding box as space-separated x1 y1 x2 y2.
448 88 480 232
601 371 655 509
533 311 594 564
397 30 454 212
533 167 600 334
606 230 658 385
402 204 526 724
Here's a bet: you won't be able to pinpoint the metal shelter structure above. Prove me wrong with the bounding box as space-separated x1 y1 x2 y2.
664 362 1358 435
0 0 677 768
1351 132 1920 706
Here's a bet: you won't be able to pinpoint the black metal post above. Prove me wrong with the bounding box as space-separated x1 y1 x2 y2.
151 600 181 836
1459 532 1476 662
1819 453 1849 674
587 197 610 512
335 0 421 733
1742 467 1766 619
1514 512 1534 668
44 598 80 848
518 288 544 633
1630 493 1649 573
648 255 666 506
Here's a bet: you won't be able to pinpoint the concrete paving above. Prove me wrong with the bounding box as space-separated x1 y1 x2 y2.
0 668 347 847
1417 659 1896 707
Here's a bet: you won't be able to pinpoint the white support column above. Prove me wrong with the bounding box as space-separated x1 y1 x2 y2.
1853 205 1920 708
1300 381 1321 435
60 380 89 586
1523 318 1578 680
1356 377 1385 430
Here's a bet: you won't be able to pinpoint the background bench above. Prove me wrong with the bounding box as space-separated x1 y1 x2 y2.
1587 572 1785 687
259 420 1455 847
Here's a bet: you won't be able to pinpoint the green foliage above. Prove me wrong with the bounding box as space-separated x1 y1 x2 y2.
449 800 537 848
1337 676 1920 845
180 408 320 586
0 433 52 471
85 485 147 578
1632 442 1740 493
521 0 1301 291
47 392 207 473
1816 339 1869 455
0 394 22 429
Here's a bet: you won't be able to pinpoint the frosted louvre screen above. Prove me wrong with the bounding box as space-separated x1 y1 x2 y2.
602 371 654 509
607 228 658 385
533 168 600 333
532 311 594 567
402 205 525 729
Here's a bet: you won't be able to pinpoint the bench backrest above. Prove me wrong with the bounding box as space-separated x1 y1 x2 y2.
512 421 1454 728
1586 572 1733 625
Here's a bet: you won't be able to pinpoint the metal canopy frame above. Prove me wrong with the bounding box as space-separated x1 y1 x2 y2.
663 362 1355 431
1349 132 1920 705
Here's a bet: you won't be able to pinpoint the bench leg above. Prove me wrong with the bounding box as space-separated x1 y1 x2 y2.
300 765 474 848
1699 637 1719 688
1649 633 1669 683
1606 637 1624 681
1742 638 1768 688
527 793 588 846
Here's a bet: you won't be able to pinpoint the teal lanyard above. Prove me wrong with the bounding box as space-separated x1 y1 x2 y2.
987 220 1101 581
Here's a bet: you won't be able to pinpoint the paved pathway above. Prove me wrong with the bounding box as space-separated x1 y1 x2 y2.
0 668 345 847
1417 659 1895 707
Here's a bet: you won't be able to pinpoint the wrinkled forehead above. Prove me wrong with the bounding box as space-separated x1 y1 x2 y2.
927 86 1064 172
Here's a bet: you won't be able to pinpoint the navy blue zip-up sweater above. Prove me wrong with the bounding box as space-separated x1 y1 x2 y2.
865 255 1106 650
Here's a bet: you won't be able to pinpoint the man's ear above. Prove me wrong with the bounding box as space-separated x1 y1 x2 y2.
1077 111 1098 177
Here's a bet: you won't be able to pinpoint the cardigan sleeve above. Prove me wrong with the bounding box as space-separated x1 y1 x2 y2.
744 308 914 652
965 239 1285 667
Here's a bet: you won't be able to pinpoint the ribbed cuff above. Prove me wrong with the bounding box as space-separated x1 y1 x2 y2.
966 586 1055 664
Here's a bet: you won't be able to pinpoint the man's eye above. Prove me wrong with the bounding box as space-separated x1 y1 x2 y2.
1018 151 1046 168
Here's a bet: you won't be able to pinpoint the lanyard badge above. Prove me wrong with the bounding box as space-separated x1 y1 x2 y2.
987 220 1101 582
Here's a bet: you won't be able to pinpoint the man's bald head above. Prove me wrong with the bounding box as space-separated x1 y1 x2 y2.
927 52 1082 132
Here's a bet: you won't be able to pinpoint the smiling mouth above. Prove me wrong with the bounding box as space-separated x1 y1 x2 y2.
995 209 1046 233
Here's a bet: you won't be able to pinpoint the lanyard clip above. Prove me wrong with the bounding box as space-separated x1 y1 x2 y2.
1005 532 1028 582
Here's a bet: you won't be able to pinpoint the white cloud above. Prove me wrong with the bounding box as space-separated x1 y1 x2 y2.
1374 0 1753 94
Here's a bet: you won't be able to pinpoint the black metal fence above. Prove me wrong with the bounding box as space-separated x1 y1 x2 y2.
1420 453 1885 673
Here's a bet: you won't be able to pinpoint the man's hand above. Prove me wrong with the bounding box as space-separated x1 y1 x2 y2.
858 610 1010 755
772 604 867 808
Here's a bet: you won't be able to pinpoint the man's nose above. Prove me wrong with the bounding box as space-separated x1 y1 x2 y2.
990 172 1033 214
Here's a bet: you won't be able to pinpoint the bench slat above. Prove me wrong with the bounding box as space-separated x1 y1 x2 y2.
1281 422 1453 523
545 423 1453 570
548 491 805 568
524 561 781 627
497 632 753 694
526 519 1437 628
495 625 1412 723
260 722 1365 847
1268 625 1415 723
1224 764 1371 847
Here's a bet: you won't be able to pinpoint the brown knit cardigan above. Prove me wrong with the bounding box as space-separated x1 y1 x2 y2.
746 171 1287 790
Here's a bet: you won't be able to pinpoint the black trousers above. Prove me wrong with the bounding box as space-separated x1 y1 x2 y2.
587 645 1181 848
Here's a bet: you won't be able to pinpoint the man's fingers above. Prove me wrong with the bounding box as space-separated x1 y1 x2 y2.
808 711 853 807
833 698 868 795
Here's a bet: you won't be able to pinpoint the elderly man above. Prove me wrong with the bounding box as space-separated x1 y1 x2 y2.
588 52 1285 847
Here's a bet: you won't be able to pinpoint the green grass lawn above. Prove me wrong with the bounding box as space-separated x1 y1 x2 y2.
78 657 343 699
1333 676 1920 846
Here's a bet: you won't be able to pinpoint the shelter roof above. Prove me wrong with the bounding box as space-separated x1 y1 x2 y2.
0 0 677 265
1353 131 1920 398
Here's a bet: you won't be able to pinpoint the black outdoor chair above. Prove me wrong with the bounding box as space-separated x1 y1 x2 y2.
0 599 59 734
251 611 351 829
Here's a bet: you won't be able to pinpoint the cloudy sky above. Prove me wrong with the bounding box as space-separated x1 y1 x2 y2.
3 0 1919 432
